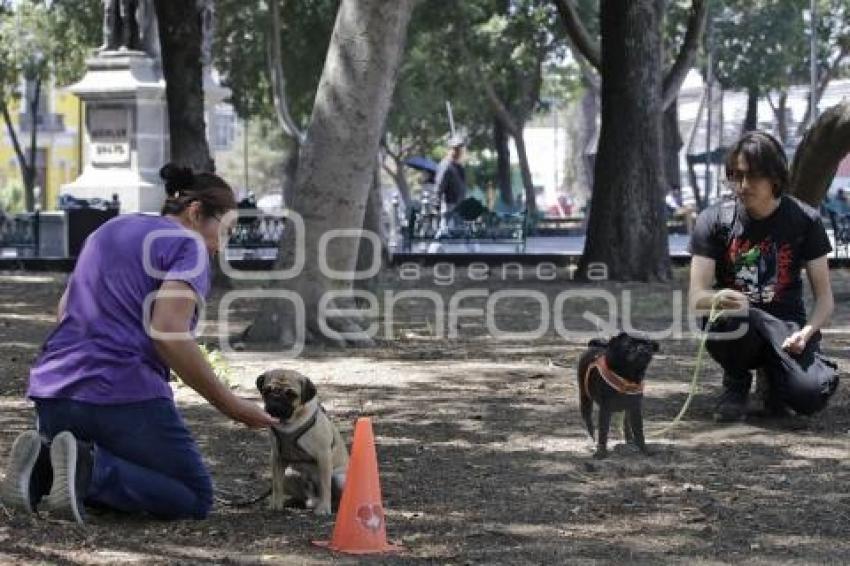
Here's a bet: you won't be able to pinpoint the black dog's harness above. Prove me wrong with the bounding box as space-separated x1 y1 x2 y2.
273 405 334 464
583 354 644 397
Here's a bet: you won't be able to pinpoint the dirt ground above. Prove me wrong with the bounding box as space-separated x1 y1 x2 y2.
2 264 850 565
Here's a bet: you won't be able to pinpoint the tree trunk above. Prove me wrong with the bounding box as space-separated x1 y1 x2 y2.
660 0 708 110
267 0 305 208
578 0 670 281
355 165 387 295
244 0 414 347
580 80 598 195
775 91 788 144
154 0 214 172
0 101 29 207
380 146 411 208
687 158 703 211
25 77 42 211
743 86 759 133
513 130 537 215
790 101 850 206
268 0 305 145
494 119 513 207
280 140 299 207
662 101 682 191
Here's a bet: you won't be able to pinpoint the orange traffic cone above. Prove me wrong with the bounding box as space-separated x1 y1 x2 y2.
314 417 402 554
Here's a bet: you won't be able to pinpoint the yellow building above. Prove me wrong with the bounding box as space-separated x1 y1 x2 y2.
0 79 83 211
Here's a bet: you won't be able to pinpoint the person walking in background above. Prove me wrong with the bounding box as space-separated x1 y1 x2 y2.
429 134 468 252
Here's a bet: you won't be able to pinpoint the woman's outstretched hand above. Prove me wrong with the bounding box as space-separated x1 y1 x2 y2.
224 397 279 429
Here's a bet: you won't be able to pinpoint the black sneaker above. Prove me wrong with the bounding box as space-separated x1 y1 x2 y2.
713 389 748 422
0 431 52 514
45 431 93 524
748 369 791 418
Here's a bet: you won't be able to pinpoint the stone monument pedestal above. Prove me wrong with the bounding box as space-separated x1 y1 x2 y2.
60 51 169 213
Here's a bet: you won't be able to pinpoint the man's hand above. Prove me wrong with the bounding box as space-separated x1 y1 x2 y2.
713 289 749 311
782 326 814 355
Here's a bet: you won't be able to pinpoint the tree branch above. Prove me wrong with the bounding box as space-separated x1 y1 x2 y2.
267 0 305 144
765 91 778 117
552 0 601 70
578 57 600 93
795 43 850 138
661 0 708 110
0 100 29 182
790 101 850 205
379 138 412 206
456 28 520 136
380 136 402 163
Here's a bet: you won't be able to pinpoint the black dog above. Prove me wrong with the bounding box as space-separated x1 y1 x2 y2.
577 332 659 459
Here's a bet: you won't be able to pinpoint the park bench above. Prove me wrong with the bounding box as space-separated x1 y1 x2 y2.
666 217 688 235
401 199 529 253
225 214 286 260
826 210 850 258
530 215 585 236
527 215 688 236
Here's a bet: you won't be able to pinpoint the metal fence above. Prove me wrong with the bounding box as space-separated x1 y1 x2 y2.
0 211 288 259
0 212 39 258
230 215 286 248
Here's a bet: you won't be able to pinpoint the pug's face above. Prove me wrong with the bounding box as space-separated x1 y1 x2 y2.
589 332 660 382
256 369 317 421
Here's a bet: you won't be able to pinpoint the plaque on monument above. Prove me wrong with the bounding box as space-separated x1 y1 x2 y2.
88 106 131 166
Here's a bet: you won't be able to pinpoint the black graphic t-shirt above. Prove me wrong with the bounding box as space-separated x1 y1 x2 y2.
689 195 831 326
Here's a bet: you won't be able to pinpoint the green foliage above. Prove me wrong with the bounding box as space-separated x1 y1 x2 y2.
0 0 97 98
214 0 337 123
712 0 850 92
387 0 572 165
213 0 575 171
171 344 235 389
0 182 24 213
51 0 102 86
460 0 567 120
217 117 292 195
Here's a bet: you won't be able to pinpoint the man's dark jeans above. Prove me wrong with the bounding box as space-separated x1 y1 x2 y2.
705 308 838 415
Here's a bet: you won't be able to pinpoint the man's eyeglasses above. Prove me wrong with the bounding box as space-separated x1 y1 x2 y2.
725 169 766 185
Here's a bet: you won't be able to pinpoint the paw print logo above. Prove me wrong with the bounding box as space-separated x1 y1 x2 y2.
356 504 384 533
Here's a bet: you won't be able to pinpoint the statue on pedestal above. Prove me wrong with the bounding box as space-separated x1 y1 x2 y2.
100 0 158 57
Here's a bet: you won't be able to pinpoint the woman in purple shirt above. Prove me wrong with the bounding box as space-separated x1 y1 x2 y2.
1 164 276 524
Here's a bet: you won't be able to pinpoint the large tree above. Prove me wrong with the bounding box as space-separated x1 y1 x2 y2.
579 0 669 280
556 0 707 280
243 0 415 347
154 0 214 172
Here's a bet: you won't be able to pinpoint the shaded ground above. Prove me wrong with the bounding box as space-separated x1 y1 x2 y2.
2 266 850 565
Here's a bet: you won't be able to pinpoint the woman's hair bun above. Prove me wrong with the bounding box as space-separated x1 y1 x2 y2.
160 163 195 197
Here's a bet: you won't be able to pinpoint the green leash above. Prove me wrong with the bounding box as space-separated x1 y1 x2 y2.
650 297 725 438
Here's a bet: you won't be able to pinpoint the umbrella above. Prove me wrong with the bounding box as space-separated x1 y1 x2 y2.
404 156 438 174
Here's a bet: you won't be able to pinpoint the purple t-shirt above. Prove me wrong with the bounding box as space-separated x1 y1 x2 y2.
28 214 211 404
